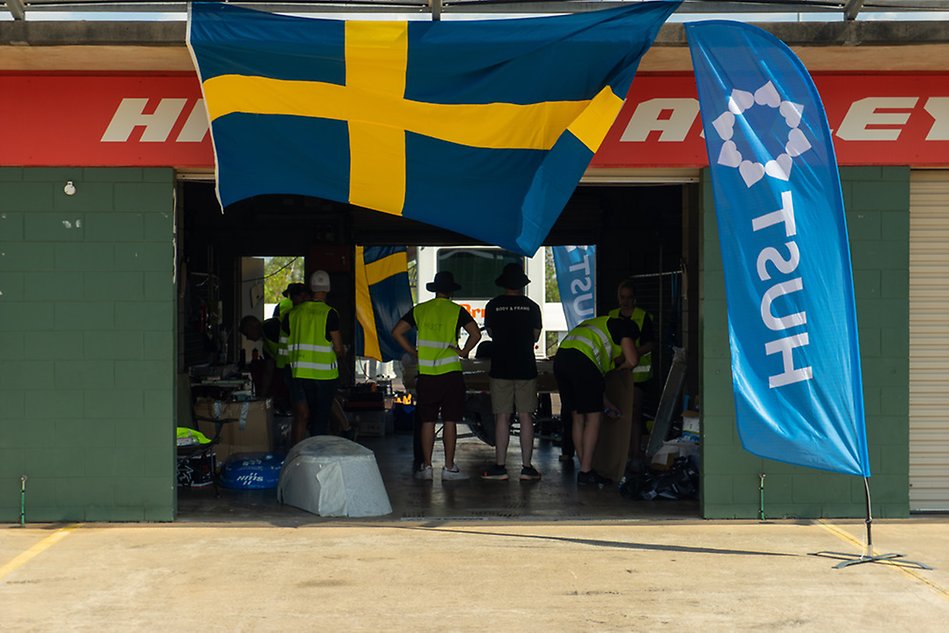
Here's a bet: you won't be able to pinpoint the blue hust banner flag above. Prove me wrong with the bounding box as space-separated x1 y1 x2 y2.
686 21 871 477
188 2 680 256
552 245 596 330
354 246 415 362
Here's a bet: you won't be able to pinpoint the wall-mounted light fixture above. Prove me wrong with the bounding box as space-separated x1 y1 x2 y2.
64 181 77 196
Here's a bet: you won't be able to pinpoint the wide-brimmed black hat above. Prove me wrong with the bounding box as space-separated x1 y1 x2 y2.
281 282 307 298
426 271 462 294
495 263 530 289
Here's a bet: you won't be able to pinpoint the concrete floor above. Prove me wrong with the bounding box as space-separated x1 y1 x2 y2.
3 517 947 631
16 431 930 631
177 430 699 523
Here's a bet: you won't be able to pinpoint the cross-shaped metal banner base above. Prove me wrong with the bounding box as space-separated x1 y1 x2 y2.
811 551 933 570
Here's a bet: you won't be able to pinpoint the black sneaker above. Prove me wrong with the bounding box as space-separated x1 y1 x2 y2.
481 464 509 480
520 465 542 481
577 470 613 489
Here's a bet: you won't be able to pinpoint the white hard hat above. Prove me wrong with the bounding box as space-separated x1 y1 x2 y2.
309 270 331 292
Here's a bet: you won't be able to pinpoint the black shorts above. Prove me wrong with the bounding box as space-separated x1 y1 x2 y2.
554 348 605 415
416 372 466 422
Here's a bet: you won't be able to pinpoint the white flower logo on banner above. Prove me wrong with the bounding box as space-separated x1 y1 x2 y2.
712 81 811 188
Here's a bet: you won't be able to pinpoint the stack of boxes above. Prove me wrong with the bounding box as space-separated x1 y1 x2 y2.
193 397 274 463
344 387 392 437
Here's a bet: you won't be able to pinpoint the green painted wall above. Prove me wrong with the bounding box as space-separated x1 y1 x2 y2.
700 166 910 519
0 167 177 522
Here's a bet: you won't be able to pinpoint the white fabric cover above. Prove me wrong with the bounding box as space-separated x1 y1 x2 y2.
277 436 392 517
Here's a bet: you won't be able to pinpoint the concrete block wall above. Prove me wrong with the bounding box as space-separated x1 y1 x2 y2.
700 167 910 519
0 167 177 522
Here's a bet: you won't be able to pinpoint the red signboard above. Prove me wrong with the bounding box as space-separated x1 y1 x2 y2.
592 72 949 168
0 73 212 168
2 72 948 169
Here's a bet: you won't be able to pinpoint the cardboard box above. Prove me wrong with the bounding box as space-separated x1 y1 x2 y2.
651 439 700 471
592 370 636 481
345 390 385 410
349 410 392 437
194 397 273 464
680 410 701 443
682 410 700 434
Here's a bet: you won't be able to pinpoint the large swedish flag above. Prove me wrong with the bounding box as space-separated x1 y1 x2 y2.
188 2 679 256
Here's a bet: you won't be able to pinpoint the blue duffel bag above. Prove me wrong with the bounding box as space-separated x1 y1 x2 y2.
219 452 285 490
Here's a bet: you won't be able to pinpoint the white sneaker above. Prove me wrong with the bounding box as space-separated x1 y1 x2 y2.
415 464 433 480
442 465 469 481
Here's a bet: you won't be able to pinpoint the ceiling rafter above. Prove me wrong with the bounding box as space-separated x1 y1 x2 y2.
844 0 865 20
4 0 949 19
5 0 26 20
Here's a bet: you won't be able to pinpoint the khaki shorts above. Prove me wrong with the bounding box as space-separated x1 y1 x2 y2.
489 378 538 415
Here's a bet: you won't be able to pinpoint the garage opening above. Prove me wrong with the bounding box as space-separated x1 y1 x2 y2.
175 179 701 521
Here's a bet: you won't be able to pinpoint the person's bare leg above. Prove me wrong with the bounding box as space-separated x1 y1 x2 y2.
571 411 585 466
518 412 534 467
420 421 436 467
494 412 511 466
442 421 458 469
579 412 602 473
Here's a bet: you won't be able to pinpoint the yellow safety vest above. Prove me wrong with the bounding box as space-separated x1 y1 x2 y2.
608 306 653 382
287 301 339 380
177 427 211 446
414 298 463 376
277 306 295 369
262 317 280 361
275 297 293 319
559 316 622 376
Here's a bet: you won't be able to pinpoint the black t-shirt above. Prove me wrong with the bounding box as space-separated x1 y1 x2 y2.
484 294 542 379
607 316 640 346
614 309 654 345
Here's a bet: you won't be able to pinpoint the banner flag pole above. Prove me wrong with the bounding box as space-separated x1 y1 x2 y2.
813 479 932 570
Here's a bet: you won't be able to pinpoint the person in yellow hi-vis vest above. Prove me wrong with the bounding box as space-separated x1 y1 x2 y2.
284 270 343 444
554 315 639 488
392 271 482 481
609 278 655 462
277 282 311 443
